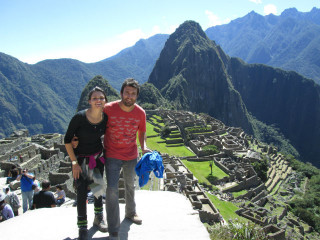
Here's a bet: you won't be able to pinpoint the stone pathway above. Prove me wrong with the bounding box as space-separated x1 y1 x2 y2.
0 182 210 240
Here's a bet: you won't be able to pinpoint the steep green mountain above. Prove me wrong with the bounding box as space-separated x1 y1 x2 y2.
0 53 73 137
76 75 120 112
0 53 100 138
32 58 96 111
228 58 320 168
148 21 253 133
1 10 320 168
148 21 320 167
205 7 320 85
138 82 171 110
0 34 167 138
88 34 169 90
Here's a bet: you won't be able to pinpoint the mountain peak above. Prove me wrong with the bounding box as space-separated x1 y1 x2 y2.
148 20 252 132
281 7 299 17
172 20 208 42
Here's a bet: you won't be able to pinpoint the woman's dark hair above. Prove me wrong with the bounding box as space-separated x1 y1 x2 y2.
120 78 140 96
88 86 107 102
56 185 63 190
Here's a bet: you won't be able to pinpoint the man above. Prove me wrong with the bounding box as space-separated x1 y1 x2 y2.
4 187 20 216
6 165 19 184
32 180 56 209
104 78 151 240
16 168 34 213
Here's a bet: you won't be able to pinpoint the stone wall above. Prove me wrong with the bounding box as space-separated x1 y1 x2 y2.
0 138 25 155
0 144 37 163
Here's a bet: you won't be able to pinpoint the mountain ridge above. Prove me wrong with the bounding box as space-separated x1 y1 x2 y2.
148 21 252 133
145 20 320 167
205 7 320 84
1 8 320 167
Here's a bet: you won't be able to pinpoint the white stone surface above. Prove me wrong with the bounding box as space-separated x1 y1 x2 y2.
0 190 210 240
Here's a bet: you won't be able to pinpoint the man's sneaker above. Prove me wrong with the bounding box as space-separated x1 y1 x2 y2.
126 214 142 225
93 214 108 232
109 232 120 240
78 228 88 240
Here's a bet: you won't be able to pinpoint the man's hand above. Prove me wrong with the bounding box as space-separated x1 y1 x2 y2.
141 147 152 155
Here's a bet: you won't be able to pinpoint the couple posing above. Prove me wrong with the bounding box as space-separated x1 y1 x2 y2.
64 78 151 240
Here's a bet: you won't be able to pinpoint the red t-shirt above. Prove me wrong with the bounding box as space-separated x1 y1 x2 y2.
103 101 146 160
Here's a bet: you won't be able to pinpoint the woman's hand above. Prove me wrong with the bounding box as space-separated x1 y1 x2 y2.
72 163 82 180
71 136 79 149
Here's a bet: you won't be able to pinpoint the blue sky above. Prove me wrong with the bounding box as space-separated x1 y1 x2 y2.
1 0 319 64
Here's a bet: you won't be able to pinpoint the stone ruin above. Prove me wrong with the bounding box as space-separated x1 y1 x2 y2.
0 109 317 239
145 109 314 239
161 154 220 224
0 132 75 198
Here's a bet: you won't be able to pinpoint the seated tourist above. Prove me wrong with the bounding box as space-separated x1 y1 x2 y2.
32 180 56 209
54 185 66 206
4 187 20 216
6 166 19 184
0 192 14 221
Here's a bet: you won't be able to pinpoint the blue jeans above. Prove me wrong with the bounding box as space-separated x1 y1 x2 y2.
105 157 137 233
22 190 33 213
56 198 65 206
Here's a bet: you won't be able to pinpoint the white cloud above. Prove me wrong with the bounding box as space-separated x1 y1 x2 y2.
151 25 161 35
249 0 262 4
264 4 278 15
21 29 148 63
167 25 178 34
21 25 178 64
205 10 222 27
83 29 148 62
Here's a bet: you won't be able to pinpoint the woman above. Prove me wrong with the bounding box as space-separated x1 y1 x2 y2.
64 86 108 240
0 192 14 221
54 184 66 206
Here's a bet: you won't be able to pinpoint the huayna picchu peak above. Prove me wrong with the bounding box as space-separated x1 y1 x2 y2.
148 21 253 136
146 20 320 168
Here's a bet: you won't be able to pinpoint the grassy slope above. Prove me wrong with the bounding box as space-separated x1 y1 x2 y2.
143 115 243 223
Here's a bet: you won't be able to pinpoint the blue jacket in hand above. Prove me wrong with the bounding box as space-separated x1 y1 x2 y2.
135 151 164 187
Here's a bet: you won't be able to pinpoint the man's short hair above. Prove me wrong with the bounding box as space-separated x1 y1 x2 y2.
41 180 51 189
120 78 140 96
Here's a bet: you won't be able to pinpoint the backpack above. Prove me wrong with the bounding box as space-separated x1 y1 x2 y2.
9 193 20 210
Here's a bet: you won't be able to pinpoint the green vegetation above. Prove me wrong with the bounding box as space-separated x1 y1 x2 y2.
181 160 228 188
138 82 172 109
250 115 300 159
185 125 212 133
270 181 282 196
184 125 212 140
146 123 160 136
251 157 268 182
146 122 194 157
202 145 219 155
76 75 120 112
207 193 246 222
160 125 171 138
232 190 248 198
287 155 320 233
208 220 268 240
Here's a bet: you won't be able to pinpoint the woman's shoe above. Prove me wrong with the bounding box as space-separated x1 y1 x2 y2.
78 227 88 240
93 213 108 232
